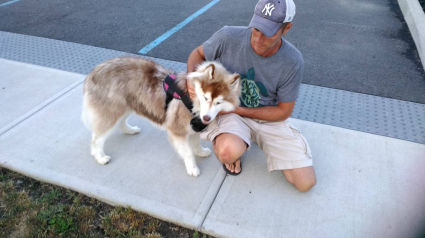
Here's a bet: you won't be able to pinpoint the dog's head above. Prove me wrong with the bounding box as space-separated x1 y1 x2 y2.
188 61 241 125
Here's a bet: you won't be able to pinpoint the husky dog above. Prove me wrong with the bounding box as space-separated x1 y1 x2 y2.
81 57 241 176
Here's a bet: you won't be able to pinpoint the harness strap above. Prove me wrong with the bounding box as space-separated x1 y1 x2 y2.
163 74 207 132
164 75 193 112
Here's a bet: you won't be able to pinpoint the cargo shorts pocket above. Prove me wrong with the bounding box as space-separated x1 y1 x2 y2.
288 124 312 159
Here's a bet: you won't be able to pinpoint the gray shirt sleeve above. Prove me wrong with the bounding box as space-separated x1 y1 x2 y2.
277 60 304 103
203 28 226 61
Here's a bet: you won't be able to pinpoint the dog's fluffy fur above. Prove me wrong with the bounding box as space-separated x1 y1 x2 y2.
81 57 240 176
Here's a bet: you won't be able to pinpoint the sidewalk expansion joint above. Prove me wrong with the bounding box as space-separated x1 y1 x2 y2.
0 78 84 137
199 172 227 229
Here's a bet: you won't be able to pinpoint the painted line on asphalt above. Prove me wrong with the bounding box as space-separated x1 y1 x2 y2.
138 0 221 54
0 0 23 7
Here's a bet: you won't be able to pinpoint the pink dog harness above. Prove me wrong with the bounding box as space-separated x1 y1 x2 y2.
163 74 193 111
163 75 207 132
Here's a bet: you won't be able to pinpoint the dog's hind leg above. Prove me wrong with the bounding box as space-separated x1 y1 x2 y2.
189 133 211 158
91 128 114 165
82 95 112 164
90 110 123 165
118 111 141 135
169 134 200 177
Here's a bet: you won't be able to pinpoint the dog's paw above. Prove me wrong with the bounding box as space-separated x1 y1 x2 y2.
96 156 111 165
187 166 200 177
195 148 211 157
126 126 141 135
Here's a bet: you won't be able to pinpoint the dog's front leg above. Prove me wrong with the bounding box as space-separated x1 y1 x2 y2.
189 133 211 157
169 135 200 177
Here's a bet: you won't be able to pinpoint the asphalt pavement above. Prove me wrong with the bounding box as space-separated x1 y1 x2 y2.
0 0 424 102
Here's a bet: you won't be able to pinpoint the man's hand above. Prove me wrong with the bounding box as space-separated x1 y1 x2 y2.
218 107 241 116
219 102 295 122
218 110 232 116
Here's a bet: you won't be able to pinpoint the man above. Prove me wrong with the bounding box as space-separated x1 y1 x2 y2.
187 0 316 192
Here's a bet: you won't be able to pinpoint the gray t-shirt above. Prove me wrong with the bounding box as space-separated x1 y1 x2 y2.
203 26 304 107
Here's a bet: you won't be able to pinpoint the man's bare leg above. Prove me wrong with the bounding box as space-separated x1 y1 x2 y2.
282 166 316 192
213 133 246 174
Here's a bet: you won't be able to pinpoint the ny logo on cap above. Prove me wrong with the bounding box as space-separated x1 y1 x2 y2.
262 3 275 16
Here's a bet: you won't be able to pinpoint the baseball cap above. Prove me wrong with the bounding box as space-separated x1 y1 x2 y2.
249 0 296 38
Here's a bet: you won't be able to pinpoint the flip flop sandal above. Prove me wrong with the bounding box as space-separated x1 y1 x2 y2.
223 161 242 176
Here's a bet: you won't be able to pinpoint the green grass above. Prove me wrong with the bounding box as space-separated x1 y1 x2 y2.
0 167 213 238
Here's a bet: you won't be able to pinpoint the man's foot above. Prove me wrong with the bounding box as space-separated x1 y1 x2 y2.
223 159 242 175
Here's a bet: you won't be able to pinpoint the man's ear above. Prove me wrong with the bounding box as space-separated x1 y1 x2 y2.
282 22 292 35
204 63 215 80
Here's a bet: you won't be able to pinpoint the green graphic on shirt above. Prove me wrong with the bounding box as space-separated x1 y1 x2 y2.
240 67 269 107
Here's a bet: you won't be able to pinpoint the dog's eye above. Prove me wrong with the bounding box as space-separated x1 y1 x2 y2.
215 101 222 105
204 96 208 101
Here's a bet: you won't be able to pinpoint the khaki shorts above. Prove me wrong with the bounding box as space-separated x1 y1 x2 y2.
200 114 313 171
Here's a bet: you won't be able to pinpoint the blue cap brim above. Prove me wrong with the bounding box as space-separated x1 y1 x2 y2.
248 14 283 38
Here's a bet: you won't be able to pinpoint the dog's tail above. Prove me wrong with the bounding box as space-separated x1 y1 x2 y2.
81 93 94 131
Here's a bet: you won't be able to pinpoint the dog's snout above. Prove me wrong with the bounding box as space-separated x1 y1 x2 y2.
203 115 211 122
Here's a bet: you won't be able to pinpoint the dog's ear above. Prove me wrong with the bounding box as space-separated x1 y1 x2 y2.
231 74 240 84
204 63 215 80
187 72 204 82
230 74 241 93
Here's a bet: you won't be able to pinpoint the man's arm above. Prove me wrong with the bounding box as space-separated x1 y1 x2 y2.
187 45 205 99
224 101 295 122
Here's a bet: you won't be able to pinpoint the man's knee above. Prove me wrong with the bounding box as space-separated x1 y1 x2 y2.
282 166 316 192
294 177 316 192
213 134 246 164
214 143 242 164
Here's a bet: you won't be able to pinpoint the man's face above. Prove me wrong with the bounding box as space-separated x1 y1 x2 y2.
250 28 282 55
250 24 291 56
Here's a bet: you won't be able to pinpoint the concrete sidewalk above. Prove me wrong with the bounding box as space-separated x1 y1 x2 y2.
1 58 424 238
